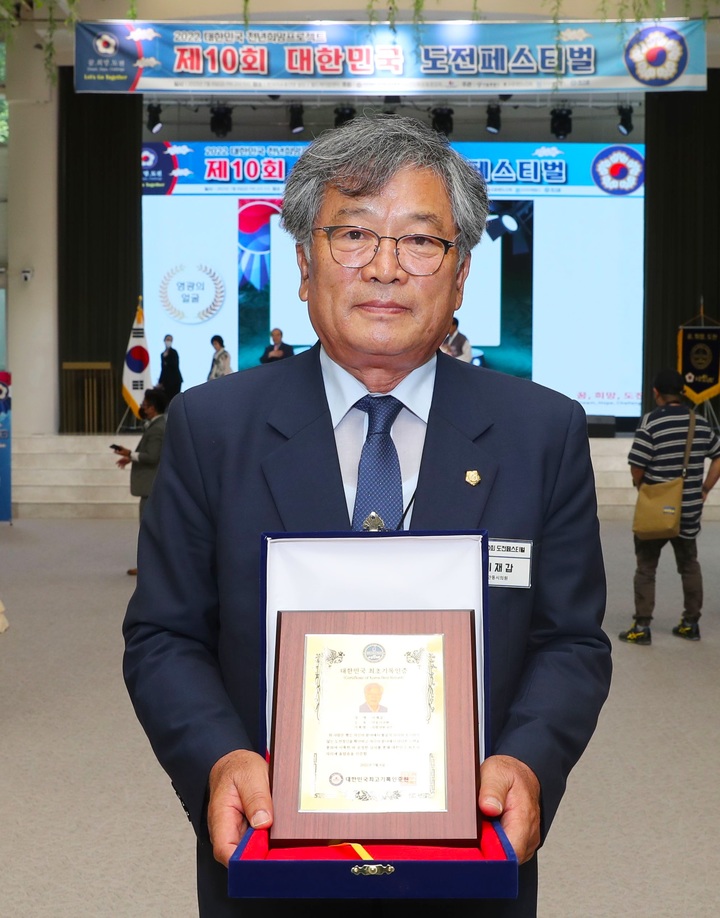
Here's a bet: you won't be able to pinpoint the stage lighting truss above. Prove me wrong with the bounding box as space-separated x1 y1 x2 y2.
550 107 572 140
334 105 356 128
146 104 163 134
210 105 233 138
431 106 454 137
289 103 305 134
485 103 501 134
617 105 634 136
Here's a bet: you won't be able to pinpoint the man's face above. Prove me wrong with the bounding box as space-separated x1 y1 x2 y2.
271 329 282 345
296 166 470 382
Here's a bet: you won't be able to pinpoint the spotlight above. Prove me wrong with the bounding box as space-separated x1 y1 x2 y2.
431 106 454 137
617 105 634 136
334 105 356 128
550 107 572 140
146 103 163 134
210 105 233 138
289 103 304 134
486 104 501 135
484 214 519 241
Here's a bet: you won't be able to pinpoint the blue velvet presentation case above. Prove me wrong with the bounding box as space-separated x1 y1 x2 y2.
228 529 518 900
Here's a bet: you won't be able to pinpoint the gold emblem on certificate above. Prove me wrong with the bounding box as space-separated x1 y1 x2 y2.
270 610 479 843
299 632 446 813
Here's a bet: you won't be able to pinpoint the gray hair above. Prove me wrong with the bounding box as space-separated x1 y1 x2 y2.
281 114 488 265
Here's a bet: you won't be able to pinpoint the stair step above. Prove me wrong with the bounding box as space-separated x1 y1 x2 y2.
9 433 717 521
11 501 138 520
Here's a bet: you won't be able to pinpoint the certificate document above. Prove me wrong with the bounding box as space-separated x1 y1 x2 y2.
270 609 479 843
299 632 446 813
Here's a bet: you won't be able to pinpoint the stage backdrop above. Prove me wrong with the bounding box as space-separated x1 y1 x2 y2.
142 138 645 418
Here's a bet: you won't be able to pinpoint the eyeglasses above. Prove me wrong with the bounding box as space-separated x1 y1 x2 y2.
312 225 457 276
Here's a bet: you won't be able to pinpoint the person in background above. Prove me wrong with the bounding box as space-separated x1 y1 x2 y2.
440 315 472 362
619 368 720 645
259 328 295 364
123 115 610 918
208 335 233 380
113 387 167 576
157 334 183 402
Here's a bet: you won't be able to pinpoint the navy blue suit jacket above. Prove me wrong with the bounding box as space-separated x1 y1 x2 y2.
123 345 610 915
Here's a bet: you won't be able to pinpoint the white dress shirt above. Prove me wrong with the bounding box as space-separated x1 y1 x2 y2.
319 346 435 529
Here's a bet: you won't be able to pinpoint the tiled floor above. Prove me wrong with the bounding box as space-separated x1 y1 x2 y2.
1 518 718 917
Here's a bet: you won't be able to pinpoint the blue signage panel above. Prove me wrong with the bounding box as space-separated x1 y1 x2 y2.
142 139 645 199
76 19 706 96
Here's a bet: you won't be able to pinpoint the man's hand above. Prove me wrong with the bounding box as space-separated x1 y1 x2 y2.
478 754 541 864
207 749 273 868
115 456 131 469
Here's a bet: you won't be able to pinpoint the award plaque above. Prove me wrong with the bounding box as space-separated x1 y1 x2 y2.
269 609 479 844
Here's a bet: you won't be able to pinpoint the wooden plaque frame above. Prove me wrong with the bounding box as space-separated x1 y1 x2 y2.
269 609 479 844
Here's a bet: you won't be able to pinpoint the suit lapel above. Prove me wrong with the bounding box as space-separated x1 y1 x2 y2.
261 346 351 532
259 349 500 534
411 355 499 531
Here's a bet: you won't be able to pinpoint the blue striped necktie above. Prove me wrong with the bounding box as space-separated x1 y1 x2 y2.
351 395 404 532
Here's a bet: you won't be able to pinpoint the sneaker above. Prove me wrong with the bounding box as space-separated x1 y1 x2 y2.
618 622 652 645
672 619 700 641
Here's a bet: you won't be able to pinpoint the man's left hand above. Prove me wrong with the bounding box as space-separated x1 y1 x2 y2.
478 754 541 864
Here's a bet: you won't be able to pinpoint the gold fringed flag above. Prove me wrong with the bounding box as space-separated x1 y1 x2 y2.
677 325 720 405
122 297 153 418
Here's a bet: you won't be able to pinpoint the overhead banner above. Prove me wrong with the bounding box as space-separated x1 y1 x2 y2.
75 19 706 96
677 326 720 404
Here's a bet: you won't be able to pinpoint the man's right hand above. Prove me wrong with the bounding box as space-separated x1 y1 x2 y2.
207 749 273 867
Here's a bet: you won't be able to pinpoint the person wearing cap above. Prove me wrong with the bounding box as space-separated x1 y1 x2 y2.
620 368 720 645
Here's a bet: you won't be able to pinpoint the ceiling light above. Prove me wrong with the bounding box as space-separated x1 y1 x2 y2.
334 105 356 128
383 95 401 114
486 104 501 135
431 107 454 137
617 105 634 136
550 107 572 140
146 104 163 134
289 103 304 134
210 105 233 138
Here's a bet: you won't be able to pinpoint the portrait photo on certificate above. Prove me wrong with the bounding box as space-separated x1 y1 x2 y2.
269 609 479 843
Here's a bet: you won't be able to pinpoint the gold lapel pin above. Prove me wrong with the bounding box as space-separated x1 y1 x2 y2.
465 470 481 487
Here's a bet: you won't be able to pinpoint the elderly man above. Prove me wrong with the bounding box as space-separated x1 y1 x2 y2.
123 115 610 917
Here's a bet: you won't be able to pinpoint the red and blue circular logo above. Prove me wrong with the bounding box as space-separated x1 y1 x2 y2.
93 33 119 56
141 147 159 169
125 346 149 374
591 146 645 195
625 25 688 86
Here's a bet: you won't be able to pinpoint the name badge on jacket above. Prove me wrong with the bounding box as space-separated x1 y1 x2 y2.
488 539 533 589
